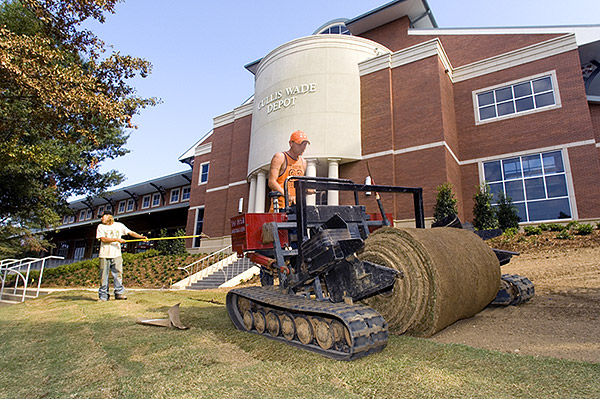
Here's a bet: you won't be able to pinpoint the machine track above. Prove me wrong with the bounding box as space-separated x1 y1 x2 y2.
226 286 389 360
490 274 535 306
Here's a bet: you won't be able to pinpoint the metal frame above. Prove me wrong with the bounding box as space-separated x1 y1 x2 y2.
0 256 64 302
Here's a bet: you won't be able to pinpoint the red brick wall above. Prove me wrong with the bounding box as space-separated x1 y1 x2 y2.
360 68 394 155
566 145 600 219
454 50 594 161
459 163 481 223
590 104 600 143
198 115 252 238
358 17 561 67
391 56 444 149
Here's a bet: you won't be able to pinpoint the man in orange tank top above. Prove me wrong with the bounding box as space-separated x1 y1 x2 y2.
268 130 310 211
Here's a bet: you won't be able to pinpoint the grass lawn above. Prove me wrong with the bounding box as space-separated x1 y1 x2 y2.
0 289 598 399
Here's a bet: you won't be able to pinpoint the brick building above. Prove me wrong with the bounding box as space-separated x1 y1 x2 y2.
49 171 192 260
183 0 600 253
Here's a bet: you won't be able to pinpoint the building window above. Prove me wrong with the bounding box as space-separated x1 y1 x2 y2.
105 204 112 213
118 200 126 214
199 162 209 185
126 199 135 212
63 215 69 224
482 150 572 223
142 195 151 209
474 72 560 123
152 193 161 207
68 215 75 223
86 209 93 220
170 188 180 203
194 208 204 248
79 209 86 222
319 23 350 35
181 187 191 201
97 205 105 217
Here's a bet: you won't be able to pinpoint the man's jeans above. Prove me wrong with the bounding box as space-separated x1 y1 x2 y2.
99 257 125 300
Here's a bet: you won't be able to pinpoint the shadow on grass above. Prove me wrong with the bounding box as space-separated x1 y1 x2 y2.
52 295 98 302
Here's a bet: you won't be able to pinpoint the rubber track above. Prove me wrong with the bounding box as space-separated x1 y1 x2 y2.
226 286 389 361
490 274 535 306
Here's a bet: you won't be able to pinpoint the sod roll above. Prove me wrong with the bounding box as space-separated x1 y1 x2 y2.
359 227 500 337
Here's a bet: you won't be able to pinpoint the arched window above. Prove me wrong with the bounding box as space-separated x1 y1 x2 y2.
317 23 350 35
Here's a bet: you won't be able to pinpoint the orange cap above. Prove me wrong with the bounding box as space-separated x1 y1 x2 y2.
290 130 310 144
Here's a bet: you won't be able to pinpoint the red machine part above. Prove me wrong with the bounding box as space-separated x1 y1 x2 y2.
231 213 289 255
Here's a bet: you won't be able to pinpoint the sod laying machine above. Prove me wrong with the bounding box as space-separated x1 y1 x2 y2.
226 177 533 360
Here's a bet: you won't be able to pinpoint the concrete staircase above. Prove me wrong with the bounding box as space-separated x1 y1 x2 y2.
187 257 259 290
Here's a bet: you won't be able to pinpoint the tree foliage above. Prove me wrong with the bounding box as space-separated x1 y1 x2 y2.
433 182 458 223
472 182 498 230
155 229 187 256
496 192 520 231
0 0 157 256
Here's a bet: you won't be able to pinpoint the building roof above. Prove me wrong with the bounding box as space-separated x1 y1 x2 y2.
69 169 193 210
345 0 437 34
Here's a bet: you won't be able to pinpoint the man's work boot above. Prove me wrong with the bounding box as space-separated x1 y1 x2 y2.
115 294 127 300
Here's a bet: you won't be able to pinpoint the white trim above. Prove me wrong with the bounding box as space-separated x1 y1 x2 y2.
181 186 191 202
206 180 247 193
362 149 394 160
390 39 450 72
461 140 595 165
358 34 578 84
589 95 600 104
563 148 579 220
361 139 596 166
151 193 161 208
472 71 562 125
188 205 205 211
393 141 445 155
408 25 600 46
198 161 210 185
452 34 577 83
477 148 578 222
359 38 450 77
126 198 135 212
141 195 151 209
170 188 180 204
213 102 253 129
195 142 212 157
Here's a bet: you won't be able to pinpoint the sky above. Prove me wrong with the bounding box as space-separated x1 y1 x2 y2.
84 0 600 191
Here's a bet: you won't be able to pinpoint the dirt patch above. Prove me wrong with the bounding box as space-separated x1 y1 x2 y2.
430 238 600 364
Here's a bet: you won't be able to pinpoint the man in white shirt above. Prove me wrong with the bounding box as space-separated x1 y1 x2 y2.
96 212 147 301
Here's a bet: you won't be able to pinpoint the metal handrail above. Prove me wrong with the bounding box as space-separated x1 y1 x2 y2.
178 245 232 286
0 256 64 302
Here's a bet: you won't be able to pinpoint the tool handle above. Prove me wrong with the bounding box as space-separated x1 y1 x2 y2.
123 235 201 243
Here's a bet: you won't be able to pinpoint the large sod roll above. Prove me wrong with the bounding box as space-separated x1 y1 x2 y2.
359 227 500 337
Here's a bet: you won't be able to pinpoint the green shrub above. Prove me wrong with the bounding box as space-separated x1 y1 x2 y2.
546 223 566 232
557 230 572 240
538 223 549 231
155 229 187 255
503 227 519 238
472 183 498 230
524 226 542 235
497 192 520 231
575 223 594 235
433 182 458 223
565 220 579 230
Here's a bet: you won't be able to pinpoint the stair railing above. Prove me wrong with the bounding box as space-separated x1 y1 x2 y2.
0 256 64 302
178 245 233 287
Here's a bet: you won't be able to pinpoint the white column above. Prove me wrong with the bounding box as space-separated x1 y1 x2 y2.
305 159 317 206
247 175 257 213
327 158 340 205
254 170 267 213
